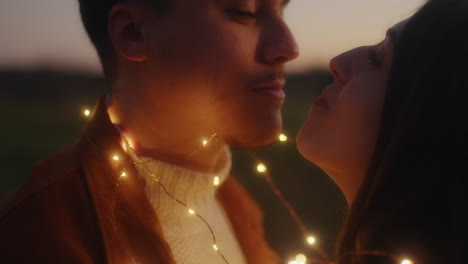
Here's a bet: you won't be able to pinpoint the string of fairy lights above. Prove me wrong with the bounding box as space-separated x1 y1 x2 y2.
82 108 414 264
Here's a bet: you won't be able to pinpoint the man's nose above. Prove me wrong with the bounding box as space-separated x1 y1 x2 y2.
259 20 300 65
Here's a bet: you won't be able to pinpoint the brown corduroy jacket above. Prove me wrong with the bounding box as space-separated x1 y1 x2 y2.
0 97 281 264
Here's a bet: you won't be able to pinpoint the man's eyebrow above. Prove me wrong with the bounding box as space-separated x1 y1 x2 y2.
386 28 398 45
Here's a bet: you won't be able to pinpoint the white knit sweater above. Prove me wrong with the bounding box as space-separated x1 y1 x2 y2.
127 146 247 264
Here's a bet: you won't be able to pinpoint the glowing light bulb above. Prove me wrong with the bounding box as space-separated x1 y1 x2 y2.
188 209 196 215
256 163 267 173
295 253 307 264
120 171 127 177
202 139 208 147
83 109 91 117
307 236 316 245
401 259 414 264
112 155 120 161
213 176 220 186
213 244 219 251
279 133 288 142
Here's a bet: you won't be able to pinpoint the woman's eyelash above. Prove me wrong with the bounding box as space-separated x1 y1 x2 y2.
368 48 381 67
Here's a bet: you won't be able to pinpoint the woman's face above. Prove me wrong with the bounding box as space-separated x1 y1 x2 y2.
297 20 407 203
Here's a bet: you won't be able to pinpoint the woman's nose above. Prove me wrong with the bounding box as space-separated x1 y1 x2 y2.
329 47 362 83
329 54 348 83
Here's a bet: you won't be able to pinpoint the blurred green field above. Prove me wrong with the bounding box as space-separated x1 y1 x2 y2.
0 69 346 260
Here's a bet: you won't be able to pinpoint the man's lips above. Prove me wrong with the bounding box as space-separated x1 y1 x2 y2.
252 80 286 100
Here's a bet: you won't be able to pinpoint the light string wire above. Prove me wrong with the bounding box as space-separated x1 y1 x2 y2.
187 133 219 158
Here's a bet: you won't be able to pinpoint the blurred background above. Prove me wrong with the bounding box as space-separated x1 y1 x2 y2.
0 0 424 261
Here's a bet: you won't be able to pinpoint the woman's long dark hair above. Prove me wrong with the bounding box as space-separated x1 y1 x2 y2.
336 0 468 263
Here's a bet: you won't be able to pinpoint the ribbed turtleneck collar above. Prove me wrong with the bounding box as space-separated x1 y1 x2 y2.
126 145 232 221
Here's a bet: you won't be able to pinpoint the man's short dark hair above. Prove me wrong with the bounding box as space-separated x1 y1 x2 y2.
78 0 171 78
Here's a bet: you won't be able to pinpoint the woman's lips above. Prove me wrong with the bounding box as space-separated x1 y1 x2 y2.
313 86 330 108
313 95 328 108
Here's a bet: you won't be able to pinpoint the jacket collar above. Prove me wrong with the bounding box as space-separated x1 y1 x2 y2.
79 96 175 264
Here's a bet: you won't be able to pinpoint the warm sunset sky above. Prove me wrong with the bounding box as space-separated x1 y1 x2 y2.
0 0 425 73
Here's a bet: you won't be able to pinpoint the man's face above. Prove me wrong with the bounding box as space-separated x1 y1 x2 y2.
139 0 298 148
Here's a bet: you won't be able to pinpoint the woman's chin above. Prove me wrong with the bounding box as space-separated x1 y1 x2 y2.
296 125 317 163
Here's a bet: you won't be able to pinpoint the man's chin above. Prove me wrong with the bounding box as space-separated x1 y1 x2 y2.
225 127 283 149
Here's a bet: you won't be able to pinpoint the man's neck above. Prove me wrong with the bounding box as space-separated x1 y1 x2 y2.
107 97 229 174
133 139 230 174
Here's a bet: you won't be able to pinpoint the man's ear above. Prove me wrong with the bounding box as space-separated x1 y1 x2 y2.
108 5 149 62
